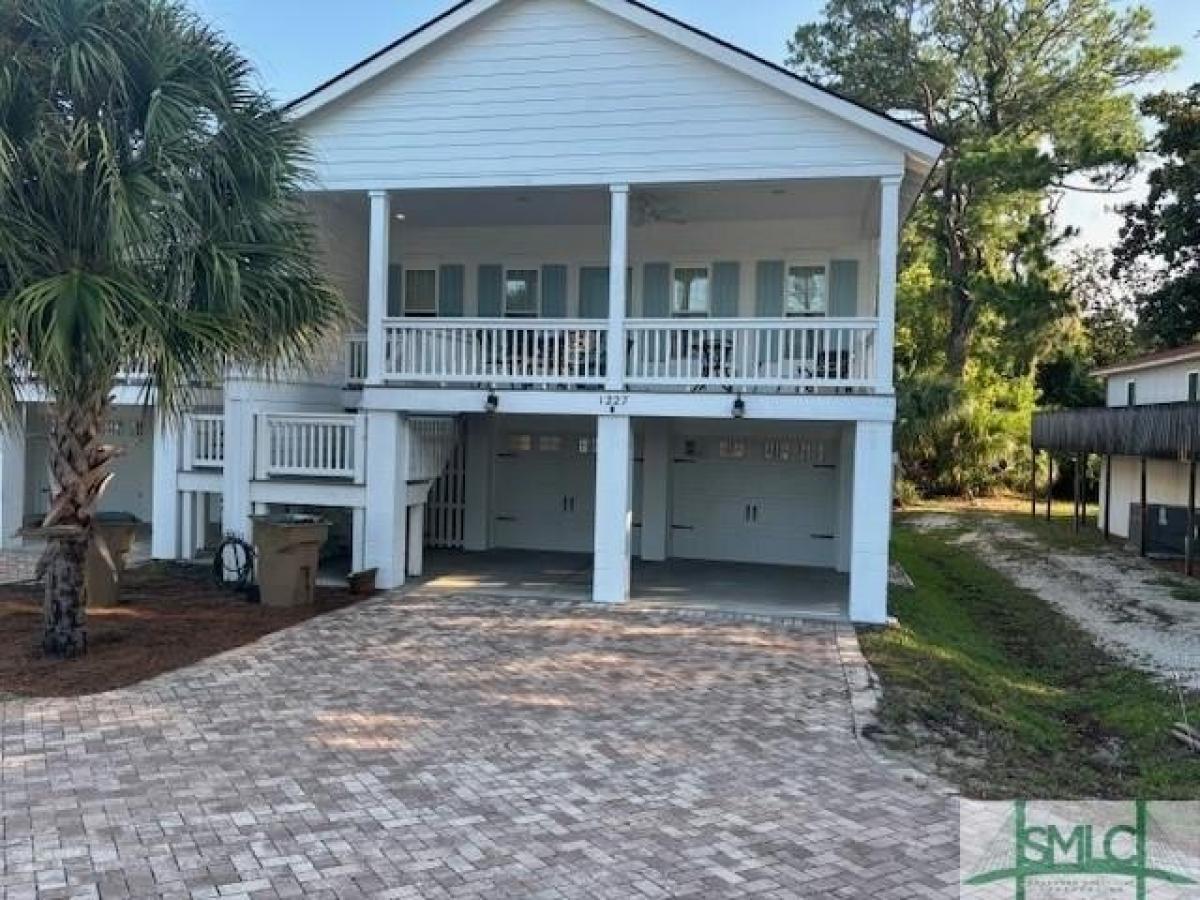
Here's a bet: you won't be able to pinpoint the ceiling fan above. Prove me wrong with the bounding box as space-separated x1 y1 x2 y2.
632 192 688 227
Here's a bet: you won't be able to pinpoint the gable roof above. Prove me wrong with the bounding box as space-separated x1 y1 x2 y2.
1093 343 1200 378
285 0 943 164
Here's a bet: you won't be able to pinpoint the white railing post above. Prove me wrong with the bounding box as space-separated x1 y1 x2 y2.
354 413 368 485
877 175 901 392
182 415 195 473
254 413 270 482
607 184 629 391
367 189 391 385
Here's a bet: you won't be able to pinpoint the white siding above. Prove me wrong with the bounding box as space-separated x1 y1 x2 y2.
1101 456 1194 539
327 218 879 320
310 199 369 314
301 0 906 189
1105 359 1200 407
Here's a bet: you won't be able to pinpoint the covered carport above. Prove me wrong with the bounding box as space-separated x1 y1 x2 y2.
1032 402 1200 571
415 548 850 619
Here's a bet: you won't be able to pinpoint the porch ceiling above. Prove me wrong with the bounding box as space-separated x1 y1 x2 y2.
316 178 879 230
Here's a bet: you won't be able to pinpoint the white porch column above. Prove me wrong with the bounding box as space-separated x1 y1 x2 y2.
640 419 670 562
849 420 893 624
351 507 366 573
407 503 425 577
0 414 27 549
180 491 195 561
462 414 492 552
151 420 180 559
592 415 633 604
366 189 392 385
364 410 410 590
606 185 630 391
876 176 902 391
221 395 255 544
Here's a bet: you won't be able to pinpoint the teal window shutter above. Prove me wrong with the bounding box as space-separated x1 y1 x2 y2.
626 267 634 317
712 262 740 318
387 264 403 317
579 267 609 319
642 263 670 318
477 265 502 317
829 260 860 317
541 265 567 318
438 264 464 317
755 261 784 317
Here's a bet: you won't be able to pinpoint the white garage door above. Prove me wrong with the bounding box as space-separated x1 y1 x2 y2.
670 435 839 568
493 428 596 553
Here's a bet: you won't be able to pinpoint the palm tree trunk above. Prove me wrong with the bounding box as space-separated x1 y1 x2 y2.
42 530 89 657
40 392 118 658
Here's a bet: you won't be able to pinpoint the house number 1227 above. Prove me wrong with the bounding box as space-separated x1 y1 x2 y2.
600 393 629 410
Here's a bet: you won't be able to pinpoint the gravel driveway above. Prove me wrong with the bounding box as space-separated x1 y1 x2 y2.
908 513 1200 691
0 594 958 898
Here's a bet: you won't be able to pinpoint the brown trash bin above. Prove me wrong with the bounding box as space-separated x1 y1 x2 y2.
251 514 330 608
86 513 141 608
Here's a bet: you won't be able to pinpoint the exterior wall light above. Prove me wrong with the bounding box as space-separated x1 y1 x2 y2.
485 392 499 413
732 397 746 419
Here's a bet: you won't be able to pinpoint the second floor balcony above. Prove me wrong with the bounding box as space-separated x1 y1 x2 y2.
320 177 902 398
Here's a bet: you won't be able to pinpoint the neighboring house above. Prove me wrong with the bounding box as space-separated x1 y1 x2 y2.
0 0 943 624
1033 343 1200 557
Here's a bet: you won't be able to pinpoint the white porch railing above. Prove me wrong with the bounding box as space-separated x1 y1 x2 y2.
382 319 608 387
256 413 365 482
345 333 368 386
370 318 881 391
625 318 878 390
410 416 461 482
184 413 225 469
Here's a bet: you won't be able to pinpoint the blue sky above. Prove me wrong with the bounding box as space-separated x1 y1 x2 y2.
186 0 1199 248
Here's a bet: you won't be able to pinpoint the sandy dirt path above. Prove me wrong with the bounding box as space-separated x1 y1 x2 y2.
906 513 1200 692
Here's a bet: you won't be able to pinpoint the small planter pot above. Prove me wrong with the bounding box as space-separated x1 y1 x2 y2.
348 568 378 596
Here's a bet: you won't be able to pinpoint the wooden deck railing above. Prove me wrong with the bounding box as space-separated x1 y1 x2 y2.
369 317 881 392
255 413 365 482
625 318 878 390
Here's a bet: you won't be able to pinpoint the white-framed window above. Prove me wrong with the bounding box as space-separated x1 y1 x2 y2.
785 264 828 317
1189 371 1198 403
672 266 710 318
403 268 438 317
1126 380 1137 407
719 438 747 460
504 269 540 317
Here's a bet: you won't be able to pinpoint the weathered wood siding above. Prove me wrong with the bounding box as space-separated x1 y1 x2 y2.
1033 403 1200 458
300 0 906 189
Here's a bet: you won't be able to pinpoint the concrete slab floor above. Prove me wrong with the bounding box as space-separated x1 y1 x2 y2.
416 548 850 620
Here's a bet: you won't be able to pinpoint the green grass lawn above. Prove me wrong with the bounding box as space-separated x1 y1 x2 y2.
860 524 1200 800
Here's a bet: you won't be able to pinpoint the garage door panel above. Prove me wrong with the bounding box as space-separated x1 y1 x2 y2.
670 434 839 568
492 428 597 554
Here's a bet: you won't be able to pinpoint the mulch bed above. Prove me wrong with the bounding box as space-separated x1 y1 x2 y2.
0 563 361 699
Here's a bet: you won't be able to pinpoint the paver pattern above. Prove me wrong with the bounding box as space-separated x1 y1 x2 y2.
1 594 959 899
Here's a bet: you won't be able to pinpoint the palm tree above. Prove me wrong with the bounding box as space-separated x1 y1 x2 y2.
0 0 346 656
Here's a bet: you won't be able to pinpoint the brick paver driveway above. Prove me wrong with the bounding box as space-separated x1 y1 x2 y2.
1 595 959 899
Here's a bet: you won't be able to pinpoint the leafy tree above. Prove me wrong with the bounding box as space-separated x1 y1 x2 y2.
0 0 345 656
1036 248 1142 408
1115 84 1200 348
896 367 1035 496
788 0 1178 376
